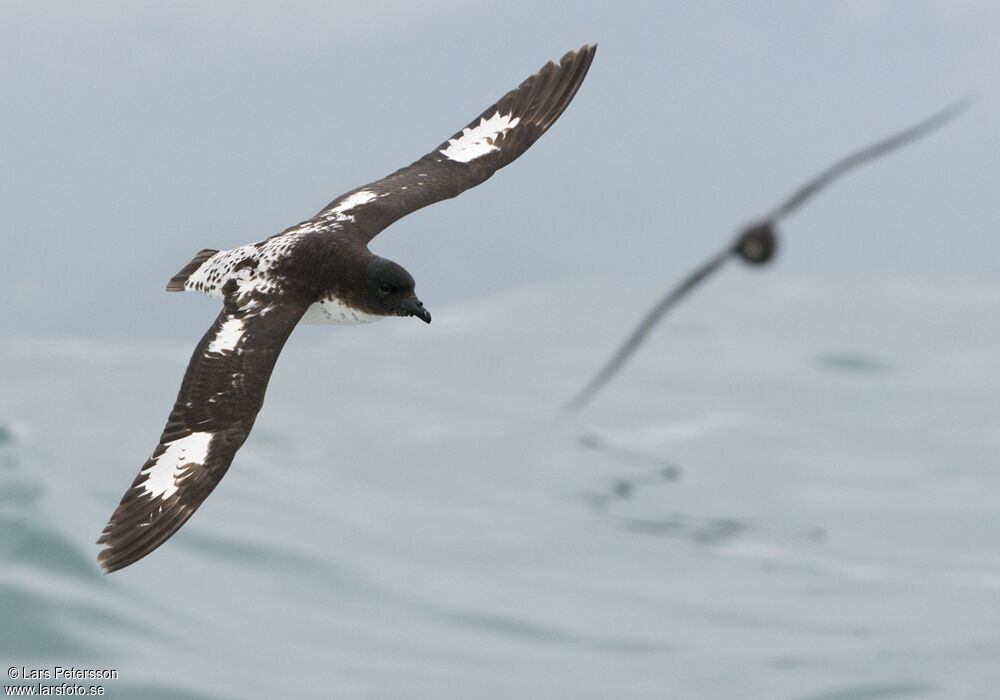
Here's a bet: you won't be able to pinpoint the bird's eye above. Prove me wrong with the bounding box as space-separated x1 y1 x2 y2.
379 283 393 294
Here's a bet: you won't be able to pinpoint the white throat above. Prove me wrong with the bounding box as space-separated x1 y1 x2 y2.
300 297 383 325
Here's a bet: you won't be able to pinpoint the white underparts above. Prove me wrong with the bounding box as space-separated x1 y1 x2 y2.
300 297 383 325
142 432 213 500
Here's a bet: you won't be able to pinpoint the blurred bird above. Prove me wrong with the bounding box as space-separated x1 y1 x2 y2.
564 98 970 414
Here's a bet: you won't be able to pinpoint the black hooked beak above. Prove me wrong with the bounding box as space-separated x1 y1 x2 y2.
404 297 432 324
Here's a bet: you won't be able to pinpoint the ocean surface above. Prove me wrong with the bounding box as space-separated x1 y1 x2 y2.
2 277 998 699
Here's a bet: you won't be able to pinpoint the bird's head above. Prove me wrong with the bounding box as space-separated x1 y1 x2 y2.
363 257 431 323
734 222 778 265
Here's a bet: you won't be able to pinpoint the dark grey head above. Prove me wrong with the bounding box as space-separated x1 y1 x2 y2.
364 257 431 323
734 222 778 265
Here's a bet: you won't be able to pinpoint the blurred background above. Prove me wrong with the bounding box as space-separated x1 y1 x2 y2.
2 1 998 698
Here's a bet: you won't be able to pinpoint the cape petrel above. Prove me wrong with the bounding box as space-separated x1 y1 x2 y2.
97 45 596 572
563 97 968 413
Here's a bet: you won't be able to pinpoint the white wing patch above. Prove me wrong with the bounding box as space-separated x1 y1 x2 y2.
207 318 246 354
440 111 520 163
142 432 213 500
325 190 378 222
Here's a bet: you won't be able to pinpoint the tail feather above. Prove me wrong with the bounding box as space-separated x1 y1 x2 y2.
166 249 218 292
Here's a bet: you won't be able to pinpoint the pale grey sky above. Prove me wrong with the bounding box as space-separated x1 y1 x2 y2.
2 0 997 339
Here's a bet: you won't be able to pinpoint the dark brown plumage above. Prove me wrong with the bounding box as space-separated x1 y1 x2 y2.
98 45 597 572
564 97 969 414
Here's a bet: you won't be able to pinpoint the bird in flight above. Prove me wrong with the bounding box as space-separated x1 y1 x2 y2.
563 98 969 414
97 45 597 572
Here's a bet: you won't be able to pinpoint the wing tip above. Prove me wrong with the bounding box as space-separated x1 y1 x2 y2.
96 522 133 573
95 547 120 574
521 43 597 133
95 532 125 574
566 43 598 63
95 502 197 573
557 43 597 78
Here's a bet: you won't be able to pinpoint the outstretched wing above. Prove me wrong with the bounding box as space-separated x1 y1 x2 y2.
97 291 311 572
762 97 971 223
312 44 596 243
563 98 970 414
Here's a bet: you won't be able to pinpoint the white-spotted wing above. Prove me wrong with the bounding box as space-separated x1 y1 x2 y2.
309 44 596 244
97 292 311 572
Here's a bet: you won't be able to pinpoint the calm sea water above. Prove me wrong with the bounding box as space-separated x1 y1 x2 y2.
2 277 998 699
